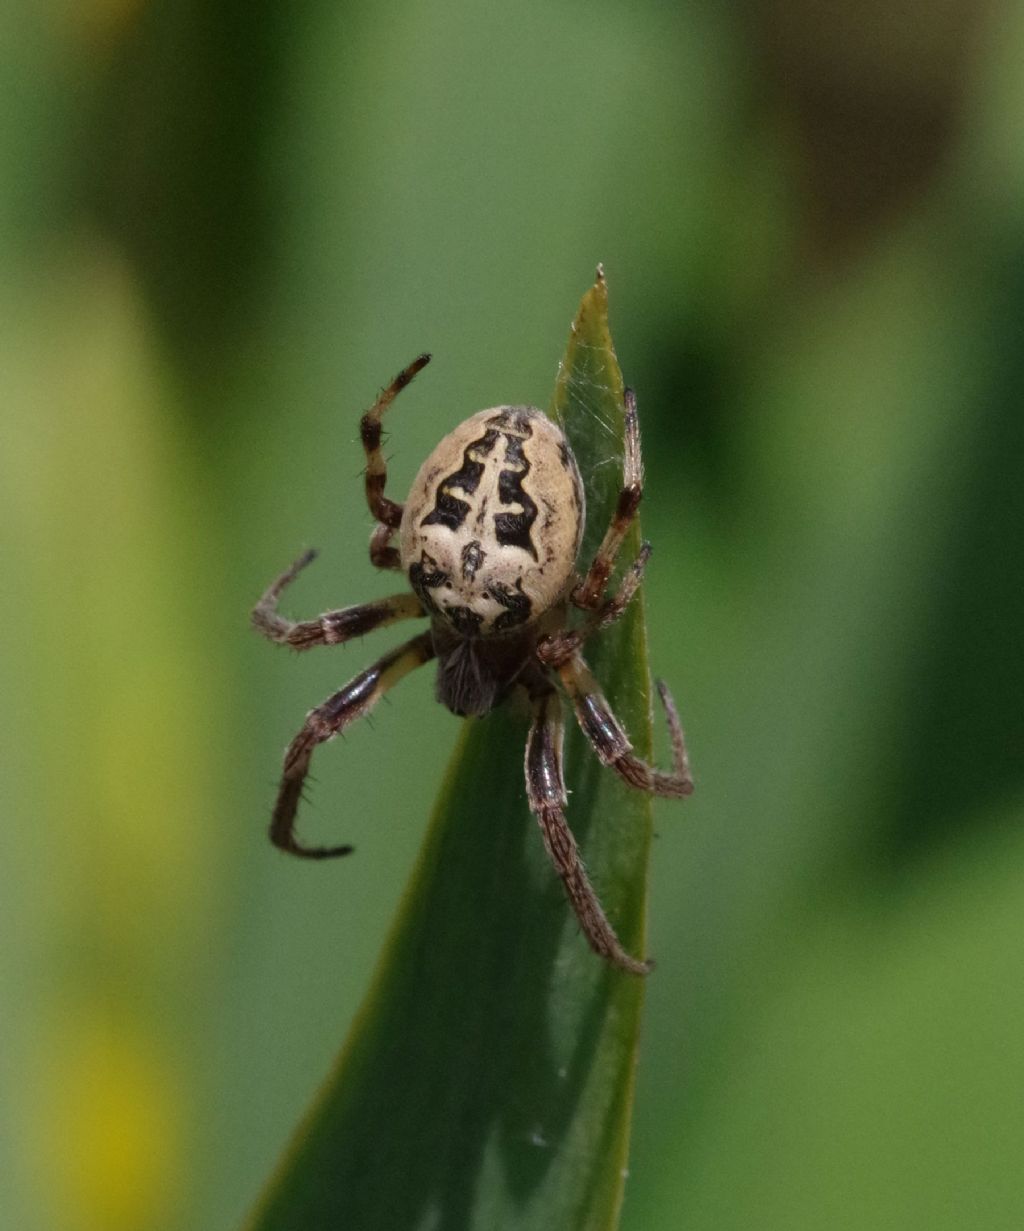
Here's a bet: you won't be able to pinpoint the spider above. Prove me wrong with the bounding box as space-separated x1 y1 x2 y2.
252 354 693 974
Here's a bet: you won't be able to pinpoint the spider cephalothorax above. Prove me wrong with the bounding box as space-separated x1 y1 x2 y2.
252 354 692 974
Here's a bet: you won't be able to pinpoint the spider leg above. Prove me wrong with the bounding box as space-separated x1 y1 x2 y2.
360 352 431 531
368 523 402 571
557 652 693 798
574 387 643 610
537 541 652 669
525 689 651 975
271 632 435 858
251 548 424 648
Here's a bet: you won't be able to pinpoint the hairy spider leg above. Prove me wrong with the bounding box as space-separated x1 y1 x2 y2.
525 690 652 975
361 352 432 568
557 652 693 798
251 548 425 648
271 632 436 858
369 522 402 572
536 540 652 669
573 386 644 610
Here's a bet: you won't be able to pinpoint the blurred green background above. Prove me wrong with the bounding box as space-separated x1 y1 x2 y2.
3 1 1023 1228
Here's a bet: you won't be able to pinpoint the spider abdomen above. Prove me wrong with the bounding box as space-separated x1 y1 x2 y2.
400 406 585 638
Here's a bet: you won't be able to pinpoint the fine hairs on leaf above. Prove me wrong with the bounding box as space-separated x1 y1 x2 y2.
246 268 662 1231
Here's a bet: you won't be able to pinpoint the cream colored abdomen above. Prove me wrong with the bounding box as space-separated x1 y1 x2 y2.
399 405 584 636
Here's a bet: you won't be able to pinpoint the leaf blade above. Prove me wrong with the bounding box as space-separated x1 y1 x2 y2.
246 270 656 1231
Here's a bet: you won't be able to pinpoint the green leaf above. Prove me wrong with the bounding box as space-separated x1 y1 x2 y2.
245 269 657 1231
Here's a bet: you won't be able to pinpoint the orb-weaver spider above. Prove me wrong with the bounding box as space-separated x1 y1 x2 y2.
252 355 692 974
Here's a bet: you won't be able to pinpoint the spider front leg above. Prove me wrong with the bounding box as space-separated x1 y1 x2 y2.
574 386 643 610
252 548 425 648
557 651 693 798
525 690 651 975
271 632 435 858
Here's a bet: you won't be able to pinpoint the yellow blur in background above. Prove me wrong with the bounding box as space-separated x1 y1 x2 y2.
2 1 1023 1228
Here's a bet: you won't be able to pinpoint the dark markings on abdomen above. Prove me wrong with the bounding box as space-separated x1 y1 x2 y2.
486 407 533 434
421 429 500 532
461 539 485 581
487 578 532 632
494 431 538 558
408 552 449 614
